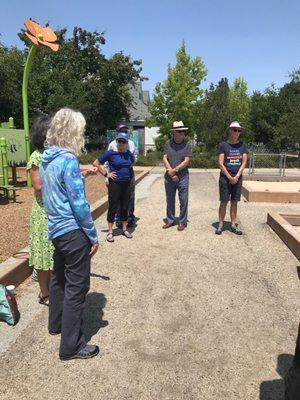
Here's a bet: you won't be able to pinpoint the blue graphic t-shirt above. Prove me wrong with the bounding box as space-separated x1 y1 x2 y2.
218 141 248 175
98 150 134 182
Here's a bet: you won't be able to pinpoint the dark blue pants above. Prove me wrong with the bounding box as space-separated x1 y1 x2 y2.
49 229 91 357
165 173 189 226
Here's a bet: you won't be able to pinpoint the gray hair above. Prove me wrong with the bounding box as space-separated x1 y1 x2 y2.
46 108 86 155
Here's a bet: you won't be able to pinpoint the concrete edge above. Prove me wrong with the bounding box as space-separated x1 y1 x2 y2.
0 168 153 288
267 212 300 261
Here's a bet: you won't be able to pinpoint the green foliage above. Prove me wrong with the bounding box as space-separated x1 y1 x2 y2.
78 150 103 165
194 78 230 150
0 26 144 138
249 72 300 150
0 45 24 127
189 151 218 168
249 86 281 148
146 41 207 143
135 150 163 166
229 78 251 130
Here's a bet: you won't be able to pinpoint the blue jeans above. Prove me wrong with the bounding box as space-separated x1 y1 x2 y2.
165 173 189 226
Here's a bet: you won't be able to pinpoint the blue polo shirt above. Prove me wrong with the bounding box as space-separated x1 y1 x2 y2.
99 150 134 182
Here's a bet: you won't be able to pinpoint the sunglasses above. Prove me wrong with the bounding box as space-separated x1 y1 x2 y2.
232 129 242 133
117 140 127 144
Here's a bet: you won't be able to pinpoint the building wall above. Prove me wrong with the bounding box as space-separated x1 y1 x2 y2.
144 126 160 154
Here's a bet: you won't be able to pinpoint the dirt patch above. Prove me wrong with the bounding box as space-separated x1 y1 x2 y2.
0 168 142 263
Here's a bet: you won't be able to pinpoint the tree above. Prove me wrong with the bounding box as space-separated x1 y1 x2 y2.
229 77 250 127
0 45 24 127
249 86 282 149
276 71 300 149
194 78 230 150
147 42 207 149
0 26 144 140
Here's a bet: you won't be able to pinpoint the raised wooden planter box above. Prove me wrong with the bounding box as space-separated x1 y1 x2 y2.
242 181 300 203
267 213 300 261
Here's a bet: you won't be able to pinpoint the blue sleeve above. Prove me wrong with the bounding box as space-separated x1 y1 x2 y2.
129 151 134 163
98 151 110 164
63 157 98 244
218 142 226 154
163 141 169 155
185 142 193 157
243 143 249 154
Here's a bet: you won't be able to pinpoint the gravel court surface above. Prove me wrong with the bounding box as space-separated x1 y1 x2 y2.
1 169 300 400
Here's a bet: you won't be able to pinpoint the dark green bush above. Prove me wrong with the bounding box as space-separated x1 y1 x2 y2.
79 150 103 165
136 150 163 166
189 152 218 168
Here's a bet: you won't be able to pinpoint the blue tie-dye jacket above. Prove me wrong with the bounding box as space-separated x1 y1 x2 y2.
40 147 98 244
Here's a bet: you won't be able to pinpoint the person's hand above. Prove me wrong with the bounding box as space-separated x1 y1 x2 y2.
83 166 98 177
89 242 99 257
107 172 117 180
167 168 176 177
172 175 179 183
230 176 238 185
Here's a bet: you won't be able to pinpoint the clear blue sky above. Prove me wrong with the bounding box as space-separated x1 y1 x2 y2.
2 0 300 96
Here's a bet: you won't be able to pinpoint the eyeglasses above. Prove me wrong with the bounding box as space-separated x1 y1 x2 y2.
117 140 127 144
233 129 242 133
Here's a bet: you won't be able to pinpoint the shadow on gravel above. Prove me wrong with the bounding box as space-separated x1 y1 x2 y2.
212 221 232 232
82 292 108 342
101 217 140 237
90 273 110 281
259 353 293 400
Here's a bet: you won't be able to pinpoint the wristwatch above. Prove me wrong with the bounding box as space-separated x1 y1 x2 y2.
175 168 179 173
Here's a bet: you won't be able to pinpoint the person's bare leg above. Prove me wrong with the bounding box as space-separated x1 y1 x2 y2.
122 221 128 232
218 201 228 227
230 200 238 226
108 222 114 234
37 270 51 303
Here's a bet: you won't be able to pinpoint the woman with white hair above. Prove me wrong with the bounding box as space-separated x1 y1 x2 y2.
40 108 99 361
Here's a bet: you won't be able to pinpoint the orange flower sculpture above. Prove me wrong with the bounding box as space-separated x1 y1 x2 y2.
25 19 59 52
22 19 59 187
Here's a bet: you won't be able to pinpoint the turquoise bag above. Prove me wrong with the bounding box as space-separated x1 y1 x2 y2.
0 284 20 326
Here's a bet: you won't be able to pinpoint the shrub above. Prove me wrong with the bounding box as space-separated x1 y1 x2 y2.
189 152 218 168
136 150 163 166
79 150 103 165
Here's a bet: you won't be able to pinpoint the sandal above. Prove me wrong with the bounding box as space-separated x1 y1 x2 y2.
106 233 114 243
38 293 49 306
122 230 133 239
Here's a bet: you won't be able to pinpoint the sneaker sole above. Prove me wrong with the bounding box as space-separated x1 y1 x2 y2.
60 348 100 361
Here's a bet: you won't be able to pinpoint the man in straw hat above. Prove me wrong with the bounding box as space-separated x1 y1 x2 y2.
162 121 192 231
215 121 248 235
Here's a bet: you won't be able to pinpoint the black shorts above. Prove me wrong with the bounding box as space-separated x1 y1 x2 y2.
219 174 243 202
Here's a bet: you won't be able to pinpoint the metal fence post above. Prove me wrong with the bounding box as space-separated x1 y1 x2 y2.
282 153 287 177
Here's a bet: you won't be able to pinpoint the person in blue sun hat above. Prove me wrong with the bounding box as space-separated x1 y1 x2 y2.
93 131 135 242
105 124 138 228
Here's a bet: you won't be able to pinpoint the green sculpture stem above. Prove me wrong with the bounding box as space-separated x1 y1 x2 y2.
22 44 37 187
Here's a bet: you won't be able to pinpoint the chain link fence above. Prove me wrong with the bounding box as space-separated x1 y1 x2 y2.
248 153 299 176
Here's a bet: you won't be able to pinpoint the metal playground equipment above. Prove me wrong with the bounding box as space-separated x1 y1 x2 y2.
0 118 26 201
